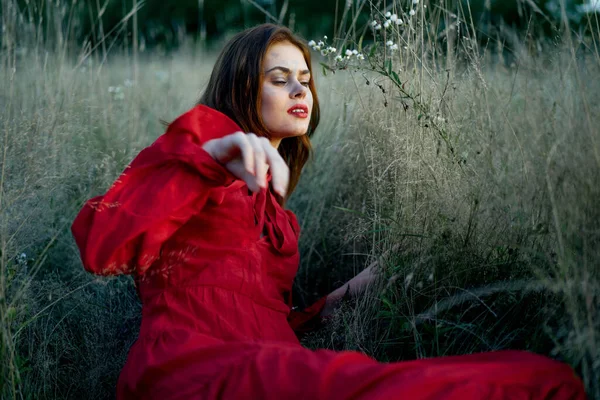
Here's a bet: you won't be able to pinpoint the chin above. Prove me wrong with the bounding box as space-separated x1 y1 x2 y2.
286 131 308 138
272 129 308 141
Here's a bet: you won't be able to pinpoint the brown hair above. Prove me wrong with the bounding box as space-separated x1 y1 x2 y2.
198 23 320 208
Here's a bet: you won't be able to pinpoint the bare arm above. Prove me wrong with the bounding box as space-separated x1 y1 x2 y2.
320 243 402 318
320 263 379 318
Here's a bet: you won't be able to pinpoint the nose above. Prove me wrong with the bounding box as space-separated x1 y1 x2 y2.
290 81 307 99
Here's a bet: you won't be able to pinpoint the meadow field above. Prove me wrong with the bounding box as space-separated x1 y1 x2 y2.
1 1 599 398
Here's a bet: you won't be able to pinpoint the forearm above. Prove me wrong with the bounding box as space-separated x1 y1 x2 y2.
320 284 350 318
320 264 377 318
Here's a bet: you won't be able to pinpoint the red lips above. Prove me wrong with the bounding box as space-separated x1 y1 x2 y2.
287 104 309 113
287 104 309 118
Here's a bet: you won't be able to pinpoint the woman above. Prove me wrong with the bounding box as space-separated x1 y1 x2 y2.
72 24 585 399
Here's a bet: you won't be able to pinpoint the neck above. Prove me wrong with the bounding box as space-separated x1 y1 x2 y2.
269 137 282 149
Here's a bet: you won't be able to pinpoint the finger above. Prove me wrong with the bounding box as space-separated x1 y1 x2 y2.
248 135 268 190
232 132 255 175
263 143 289 196
223 158 258 192
272 160 289 197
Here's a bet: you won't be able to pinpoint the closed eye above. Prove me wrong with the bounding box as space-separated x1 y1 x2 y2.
272 80 310 87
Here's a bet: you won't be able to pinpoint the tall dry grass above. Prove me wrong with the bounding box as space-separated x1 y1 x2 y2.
1 0 599 398
293 3 600 397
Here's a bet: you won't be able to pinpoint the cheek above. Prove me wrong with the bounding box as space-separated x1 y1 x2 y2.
261 88 277 111
261 87 278 118
261 88 287 128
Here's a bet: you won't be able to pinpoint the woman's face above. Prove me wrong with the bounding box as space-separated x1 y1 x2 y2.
261 41 313 148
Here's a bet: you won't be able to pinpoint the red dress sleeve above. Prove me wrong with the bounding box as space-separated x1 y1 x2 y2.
71 131 237 277
287 293 329 336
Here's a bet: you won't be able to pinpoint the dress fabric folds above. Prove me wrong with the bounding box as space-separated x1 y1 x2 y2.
72 105 586 399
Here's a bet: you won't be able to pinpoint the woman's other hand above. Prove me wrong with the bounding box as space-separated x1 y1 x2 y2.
320 264 381 318
320 260 404 318
202 132 289 197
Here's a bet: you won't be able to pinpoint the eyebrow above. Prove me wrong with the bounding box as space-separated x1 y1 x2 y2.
265 66 311 75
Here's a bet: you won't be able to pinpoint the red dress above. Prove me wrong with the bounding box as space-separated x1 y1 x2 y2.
72 105 585 399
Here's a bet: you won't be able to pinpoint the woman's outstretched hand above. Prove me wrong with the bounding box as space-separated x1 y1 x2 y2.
202 132 289 197
320 264 381 318
320 260 402 318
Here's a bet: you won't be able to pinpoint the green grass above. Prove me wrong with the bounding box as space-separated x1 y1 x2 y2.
1 1 599 398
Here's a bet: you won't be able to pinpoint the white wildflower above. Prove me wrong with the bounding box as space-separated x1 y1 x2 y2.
413 0 419 4
395 18 404 25
323 35 328 39
357 53 365 60
321 49 328 56
409 9 416 16
318 41 324 47
17 253 27 266
308 40 316 47
385 11 392 18
371 20 378 27
386 40 394 47
428 273 434 282
383 20 391 29
352 49 358 55
390 44 398 51
109 86 124 99
375 23 382 30
345 49 353 57
390 14 398 22
335 55 344 62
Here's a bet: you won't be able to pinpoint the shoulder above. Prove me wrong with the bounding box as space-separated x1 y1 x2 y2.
127 105 242 185
139 105 242 163
164 105 242 146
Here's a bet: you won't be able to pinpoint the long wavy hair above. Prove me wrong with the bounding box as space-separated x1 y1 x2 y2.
198 23 320 208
